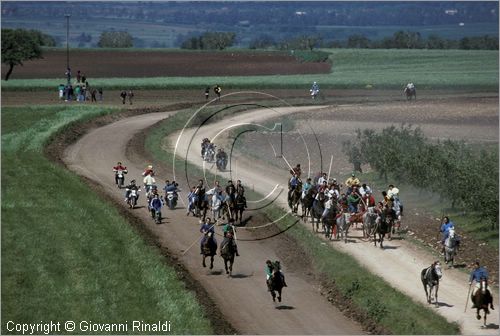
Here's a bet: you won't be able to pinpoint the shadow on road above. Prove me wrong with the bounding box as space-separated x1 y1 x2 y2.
275 305 295 310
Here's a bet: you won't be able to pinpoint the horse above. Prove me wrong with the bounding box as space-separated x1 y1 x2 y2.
348 211 365 230
220 235 237 276
336 211 350 243
269 269 285 302
310 194 325 233
372 211 390 248
444 228 460 268
472 278 494 325
362 211 378 239
201 232 217 269
322 206 337 240
233 193 246 225
288 183 302 215
421 261 442 307
404 86 416 100
301 188 316 222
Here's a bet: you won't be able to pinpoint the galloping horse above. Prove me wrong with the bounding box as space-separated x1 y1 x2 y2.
269 269 285 302
201 232 217 269
233 193 246 225
220 234 237 276
322 206 337 240
404 86 416 100
362 211 378 239
444 228 460 267
421 261 442 307
288 182 302 215
311 194 325 233
472 278 494 325
301 188 316 221
336 211 350 243
372 211 390 248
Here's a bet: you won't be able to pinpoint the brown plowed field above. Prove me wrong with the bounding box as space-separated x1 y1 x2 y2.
1 50 331 79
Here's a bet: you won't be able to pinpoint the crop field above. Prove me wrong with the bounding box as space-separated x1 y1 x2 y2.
2 49 497 91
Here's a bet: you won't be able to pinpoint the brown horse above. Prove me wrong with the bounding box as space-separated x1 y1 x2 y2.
201 232 217 269
288 182 302 215
472 278 494 326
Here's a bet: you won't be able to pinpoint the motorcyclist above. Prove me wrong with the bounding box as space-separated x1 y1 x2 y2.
143 172 156 193
149 193 164 220
142 164 154 177
124 180 139 202
112 162 128 185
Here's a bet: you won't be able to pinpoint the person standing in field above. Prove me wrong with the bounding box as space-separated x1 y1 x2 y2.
120 90 127 104
128 89 134 105
204 86 210 100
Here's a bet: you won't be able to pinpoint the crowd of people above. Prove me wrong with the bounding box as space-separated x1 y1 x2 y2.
60 68 103 103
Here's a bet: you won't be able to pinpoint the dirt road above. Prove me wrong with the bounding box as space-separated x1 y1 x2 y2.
63 111 363 334
168 104 499 335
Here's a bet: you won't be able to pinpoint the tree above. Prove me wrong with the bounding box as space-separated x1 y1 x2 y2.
347 34 371 48
97 31 133 48
180 32 236 50
1 29 43 81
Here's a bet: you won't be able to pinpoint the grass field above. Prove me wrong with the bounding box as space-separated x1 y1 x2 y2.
144 101 460 335
1 105 213 334
2 48 497 91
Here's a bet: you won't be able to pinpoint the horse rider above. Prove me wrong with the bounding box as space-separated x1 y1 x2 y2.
387 184 399 199
214 84 222 100
200 218 216 254
204 86 210 100
290 163 302 178
124 179 139 202
120 90 127 104
265 260 288 291
225 180 236 201
469 260 494 310
321 190 336 220
359 183 372 197
186 186 196 216
211 190 223 222
347 188 361 214
302 177 313 199
143 172 156 194
288 173 301 204
236 180 245 196
221 231 239 256
310 81 320 99
440 216 455 254
223 218 235 237
207 180 222 196
345 173 360 195
317 172 328 186
363 190 376 212
112 161 128 185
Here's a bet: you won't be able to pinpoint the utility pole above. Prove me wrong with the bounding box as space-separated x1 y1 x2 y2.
65 14 71 85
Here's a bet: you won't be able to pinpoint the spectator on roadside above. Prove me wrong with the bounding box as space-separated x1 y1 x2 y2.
128 89 134 105
98 88 103 101
120 90 127 104
204 86 210 100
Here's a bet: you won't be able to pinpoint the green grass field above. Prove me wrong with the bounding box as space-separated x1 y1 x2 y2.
144 101 460 335
2 48 498 91
1 105 213 334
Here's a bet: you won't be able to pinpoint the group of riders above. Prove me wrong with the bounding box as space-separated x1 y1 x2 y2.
200 138 228 170
286 162 403 241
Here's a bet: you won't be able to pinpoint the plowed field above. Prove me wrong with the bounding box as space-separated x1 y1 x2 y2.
1 50 331 79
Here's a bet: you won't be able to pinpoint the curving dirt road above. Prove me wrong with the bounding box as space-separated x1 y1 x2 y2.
167 104 499 335
63 111 364 334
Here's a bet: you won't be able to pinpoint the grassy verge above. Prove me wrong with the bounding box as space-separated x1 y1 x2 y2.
2 49 497 91
145 103 460 334
1 105 213 334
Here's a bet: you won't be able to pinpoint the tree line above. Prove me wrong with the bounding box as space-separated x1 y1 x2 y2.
342 125 499 230
249 30 498 50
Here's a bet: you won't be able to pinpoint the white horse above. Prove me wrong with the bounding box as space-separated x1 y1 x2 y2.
444 228 460 267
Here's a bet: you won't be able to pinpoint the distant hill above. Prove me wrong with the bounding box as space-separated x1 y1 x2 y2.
2 1 498 48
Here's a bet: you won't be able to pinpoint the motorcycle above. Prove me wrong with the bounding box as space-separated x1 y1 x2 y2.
310 88 320 99
166 191 178 210
127 188 140 209
216 157 227 171
150 207 162 224
114 169 128 188
204 146 215 162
